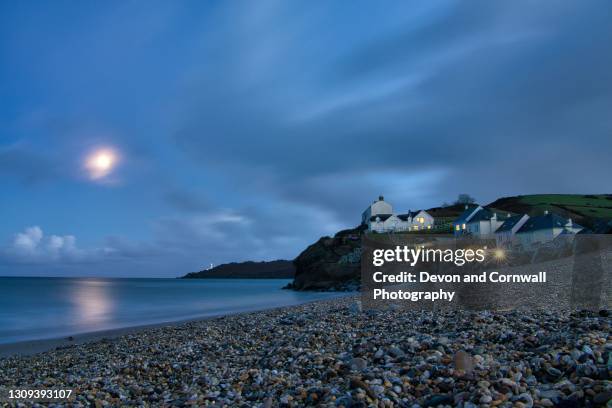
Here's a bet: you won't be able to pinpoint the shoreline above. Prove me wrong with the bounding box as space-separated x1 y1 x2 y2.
1 297 609 407
0 295 349 358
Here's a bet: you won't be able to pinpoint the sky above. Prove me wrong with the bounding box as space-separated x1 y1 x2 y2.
1 0 612 277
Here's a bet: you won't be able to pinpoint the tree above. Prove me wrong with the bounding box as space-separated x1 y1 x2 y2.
454 194 476 205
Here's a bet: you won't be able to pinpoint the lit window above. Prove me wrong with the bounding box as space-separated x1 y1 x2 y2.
462 224 466 229
455 225 460 231
427 225 431 229
419 217 424 224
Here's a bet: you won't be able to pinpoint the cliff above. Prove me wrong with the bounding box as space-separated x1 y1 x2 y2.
290 226 364 291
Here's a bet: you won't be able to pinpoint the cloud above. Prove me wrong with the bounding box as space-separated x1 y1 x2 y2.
153 203 344 266
163 189 212 213
3 226 82 263
1 226 157 265
12 226 44 254
0 146 60 184
173 0 612 209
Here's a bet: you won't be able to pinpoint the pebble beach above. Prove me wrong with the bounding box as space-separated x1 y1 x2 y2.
1 297 610 407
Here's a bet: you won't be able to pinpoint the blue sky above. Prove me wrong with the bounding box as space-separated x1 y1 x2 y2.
1 1 612 277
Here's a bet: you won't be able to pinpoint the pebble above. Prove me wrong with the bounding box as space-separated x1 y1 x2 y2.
0 296 609 407
350 357 367 371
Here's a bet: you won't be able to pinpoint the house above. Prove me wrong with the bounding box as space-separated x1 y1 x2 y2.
362 196 434 232
398 210 434 231
495 214 530 248
361 196 393 226
369 214 401 233
452 205 483 236
465 209 509 238
516 211 583 248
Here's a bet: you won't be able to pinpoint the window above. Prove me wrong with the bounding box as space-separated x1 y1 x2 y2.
455 225 460 231
462 224 466 229
419 217 424 224
427 225 431 229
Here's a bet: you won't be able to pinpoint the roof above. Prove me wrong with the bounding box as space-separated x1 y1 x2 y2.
397 210 420 221
517 213 582 233
370 214 392 222
495 214 526 232
454 205 481 224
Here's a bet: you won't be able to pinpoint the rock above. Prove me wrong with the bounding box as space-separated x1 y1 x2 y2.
593 391 612 404
350 357 367 371
515 393 534 408
388 346 404 358
424 394 452 407
292 228 363 290
453 350 474 374
538 389 561 400
349 377 377 400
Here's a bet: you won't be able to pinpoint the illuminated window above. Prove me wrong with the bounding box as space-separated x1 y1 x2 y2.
462 224 466 229
455 225 460 231
427 225 431 229
414 226 419 231
419 217 424 223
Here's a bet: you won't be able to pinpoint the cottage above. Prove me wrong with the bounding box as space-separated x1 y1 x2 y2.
465 209 508 238
369 214 403 233
452 205 482 236
516 211 583 248
495 214 530 248
361 196 392 226
398 210 434 231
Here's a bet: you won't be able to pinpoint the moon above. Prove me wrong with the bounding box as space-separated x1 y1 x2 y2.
85 148 119 180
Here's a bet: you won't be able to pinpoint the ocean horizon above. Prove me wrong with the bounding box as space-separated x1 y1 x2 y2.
0 277 341 344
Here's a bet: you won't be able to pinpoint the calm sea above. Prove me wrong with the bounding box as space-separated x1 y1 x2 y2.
0 277 340 344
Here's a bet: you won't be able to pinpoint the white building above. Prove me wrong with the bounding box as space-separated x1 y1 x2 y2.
399 210 435 231
362 196 434 233
361 196 393 225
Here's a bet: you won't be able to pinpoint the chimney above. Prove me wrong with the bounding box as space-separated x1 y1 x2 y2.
507 213 511 218
544 210 549 215
379 195 384 201
567 218 573 227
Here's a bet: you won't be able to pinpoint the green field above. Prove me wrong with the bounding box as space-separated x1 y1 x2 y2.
485 194 612 229
518 194 612 218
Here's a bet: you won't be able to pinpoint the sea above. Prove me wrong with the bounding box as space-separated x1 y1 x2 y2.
0 277 341 344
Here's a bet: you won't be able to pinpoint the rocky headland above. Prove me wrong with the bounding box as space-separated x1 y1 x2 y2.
182 260 294 279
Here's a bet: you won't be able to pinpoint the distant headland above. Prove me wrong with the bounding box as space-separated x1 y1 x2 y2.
182 260 294 279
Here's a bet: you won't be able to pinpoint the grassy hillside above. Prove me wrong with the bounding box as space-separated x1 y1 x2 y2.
486 194 612 229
